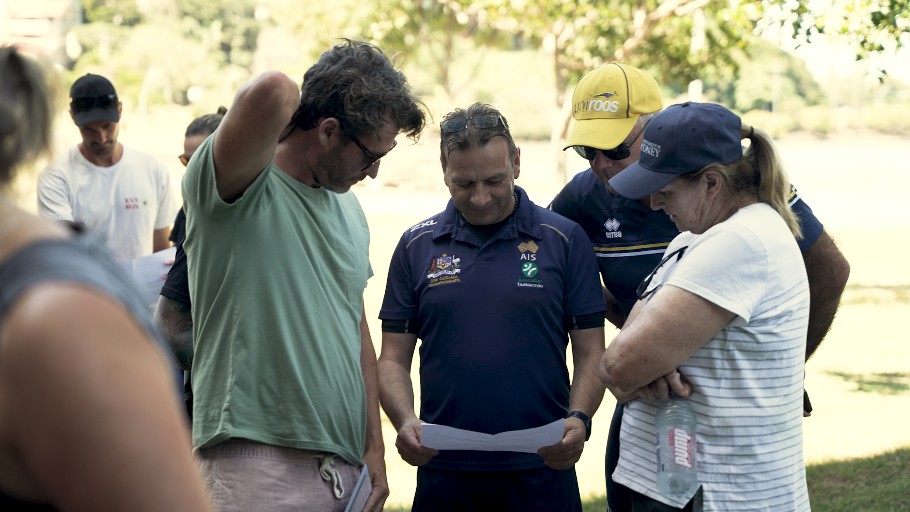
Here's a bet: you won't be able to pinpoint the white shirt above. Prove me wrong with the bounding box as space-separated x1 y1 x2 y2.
613 203 811 511
37 145 177 260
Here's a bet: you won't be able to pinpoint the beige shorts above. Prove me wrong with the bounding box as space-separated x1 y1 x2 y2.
197 439 362 512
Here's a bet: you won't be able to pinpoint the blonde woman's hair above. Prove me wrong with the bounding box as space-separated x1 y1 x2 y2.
691 125 801 239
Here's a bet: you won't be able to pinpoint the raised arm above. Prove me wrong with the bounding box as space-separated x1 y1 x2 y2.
802 230 850 360
213 71 300 201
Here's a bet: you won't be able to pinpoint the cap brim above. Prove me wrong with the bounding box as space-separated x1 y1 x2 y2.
607 161 679 200
563 116 638 151
73 107 120 127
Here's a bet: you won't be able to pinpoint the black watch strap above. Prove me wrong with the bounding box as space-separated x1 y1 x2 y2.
566 410 592 441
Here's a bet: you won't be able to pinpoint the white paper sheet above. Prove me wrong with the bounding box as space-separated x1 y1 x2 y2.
420 419 565 454
343 464 371 512
119 246 176 308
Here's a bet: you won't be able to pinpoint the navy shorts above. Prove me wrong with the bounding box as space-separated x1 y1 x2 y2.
412 465 582 512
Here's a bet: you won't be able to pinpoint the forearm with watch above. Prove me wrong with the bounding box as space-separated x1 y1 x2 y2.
565 410 592 441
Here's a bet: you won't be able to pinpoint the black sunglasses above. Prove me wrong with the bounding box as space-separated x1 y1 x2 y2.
573 117 652 162
70 94 118 113
440 113 507 135
345 131 397 172
635 246 688 301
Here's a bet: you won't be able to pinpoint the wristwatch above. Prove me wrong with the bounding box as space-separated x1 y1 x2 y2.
566 410 592 441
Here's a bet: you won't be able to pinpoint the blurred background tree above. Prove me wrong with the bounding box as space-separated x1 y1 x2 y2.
14 0 908 148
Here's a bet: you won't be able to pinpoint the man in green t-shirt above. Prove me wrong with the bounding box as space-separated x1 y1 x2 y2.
178 39 426 512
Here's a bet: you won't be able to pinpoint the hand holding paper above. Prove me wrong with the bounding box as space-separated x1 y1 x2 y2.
419 419 565 454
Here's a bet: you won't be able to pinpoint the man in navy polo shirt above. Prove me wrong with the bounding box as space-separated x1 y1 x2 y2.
550 62 851 511
378 102 607 511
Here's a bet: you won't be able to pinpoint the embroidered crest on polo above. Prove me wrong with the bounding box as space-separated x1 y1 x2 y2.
521 262 539 278
516 240 544 288
517 240 539 254
426 253 461 287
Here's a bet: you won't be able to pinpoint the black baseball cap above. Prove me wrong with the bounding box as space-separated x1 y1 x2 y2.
69 73 121 127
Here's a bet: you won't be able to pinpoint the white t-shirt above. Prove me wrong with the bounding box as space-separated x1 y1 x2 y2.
613 203 811 511
37 145 177 260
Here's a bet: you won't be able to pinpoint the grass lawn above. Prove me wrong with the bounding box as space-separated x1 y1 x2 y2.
386 446 910 511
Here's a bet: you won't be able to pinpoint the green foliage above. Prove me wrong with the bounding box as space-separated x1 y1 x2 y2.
174 0 260 68
792 105 832 136
741 109 797 139
81 0 142 26
62 0 910 140
859 103 910 134
722 41 824 113
758 0 910 59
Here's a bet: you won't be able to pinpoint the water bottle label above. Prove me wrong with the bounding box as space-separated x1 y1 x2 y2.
669 427 693 468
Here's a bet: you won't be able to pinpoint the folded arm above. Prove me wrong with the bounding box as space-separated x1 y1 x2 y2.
601 285 735 397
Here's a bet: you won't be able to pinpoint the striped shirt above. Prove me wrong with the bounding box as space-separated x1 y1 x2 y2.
613 203 811 511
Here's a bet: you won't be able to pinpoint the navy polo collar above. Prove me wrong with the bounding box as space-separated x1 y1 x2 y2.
433 185 541 245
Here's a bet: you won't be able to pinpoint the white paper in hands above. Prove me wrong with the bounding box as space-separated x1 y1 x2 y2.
119 246 176 308
420 419 564 454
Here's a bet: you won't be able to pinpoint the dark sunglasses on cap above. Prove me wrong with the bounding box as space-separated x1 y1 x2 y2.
70 94 118 113
440 113 507 135
573 116 652 162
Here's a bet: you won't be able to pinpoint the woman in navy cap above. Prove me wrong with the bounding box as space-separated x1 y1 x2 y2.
601 102 811 511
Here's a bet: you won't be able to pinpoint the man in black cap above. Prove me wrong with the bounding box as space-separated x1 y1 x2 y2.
38 73 177 260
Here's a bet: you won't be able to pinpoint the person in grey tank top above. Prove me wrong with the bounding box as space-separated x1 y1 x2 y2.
0 46 210 512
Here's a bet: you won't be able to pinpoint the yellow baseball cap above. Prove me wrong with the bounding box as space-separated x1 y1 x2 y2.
564 62 663 151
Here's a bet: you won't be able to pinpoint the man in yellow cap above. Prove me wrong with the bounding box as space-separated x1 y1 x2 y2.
549 62 850 511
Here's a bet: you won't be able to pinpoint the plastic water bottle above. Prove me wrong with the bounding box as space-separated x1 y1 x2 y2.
656 395 698 497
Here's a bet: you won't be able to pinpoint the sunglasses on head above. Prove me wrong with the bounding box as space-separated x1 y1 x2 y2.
573 116 652 162
70 94 118 113
440 113 507 135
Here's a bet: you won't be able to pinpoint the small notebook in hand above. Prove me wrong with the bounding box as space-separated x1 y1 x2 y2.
344 464 371 512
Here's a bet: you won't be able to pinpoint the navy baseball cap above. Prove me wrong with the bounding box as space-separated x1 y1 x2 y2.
608 102 743 200
69 74 120 127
